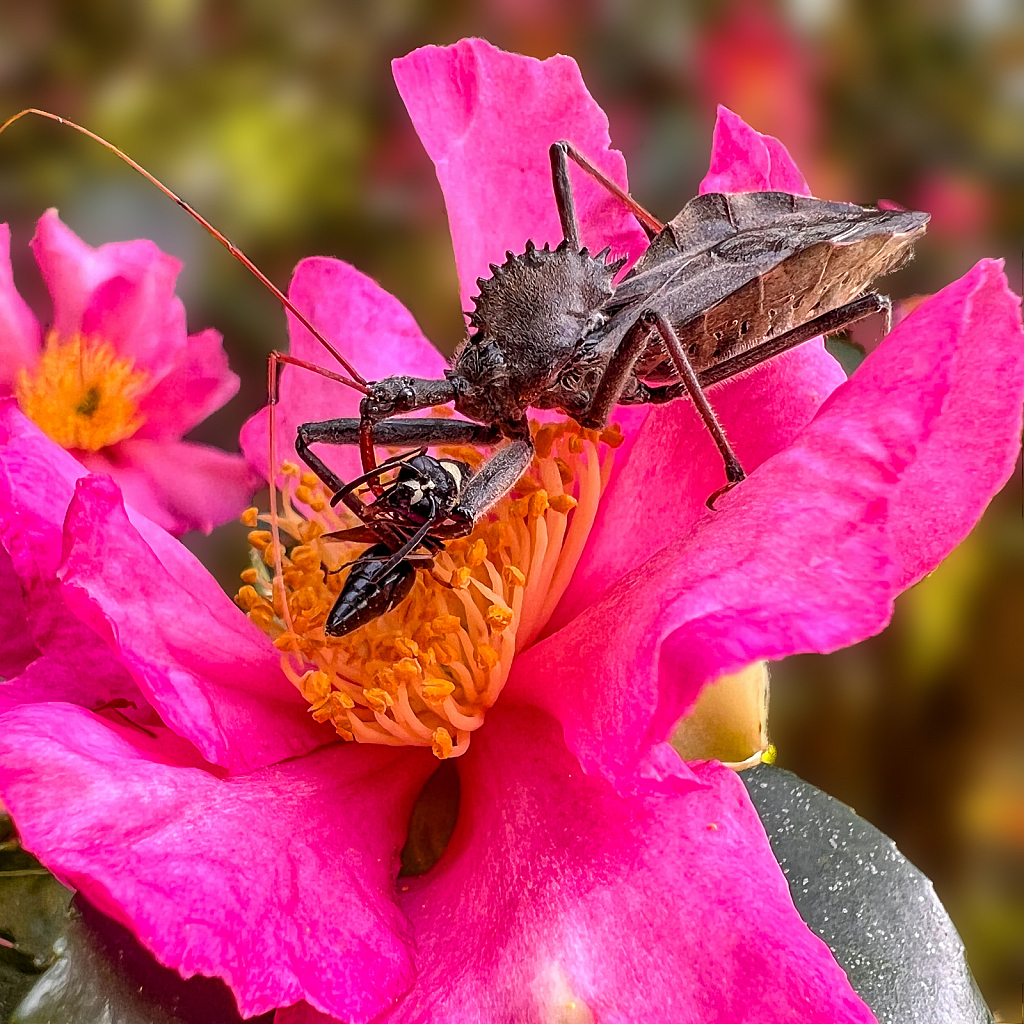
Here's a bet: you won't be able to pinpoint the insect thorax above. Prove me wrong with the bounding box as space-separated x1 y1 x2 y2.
452 239 620 423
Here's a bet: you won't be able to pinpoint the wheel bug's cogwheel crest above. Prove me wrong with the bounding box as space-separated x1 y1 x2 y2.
461 241 627 391
238 419 624 759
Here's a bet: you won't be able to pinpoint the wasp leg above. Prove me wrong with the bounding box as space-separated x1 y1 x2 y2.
430 438 536 540
551 141 664 241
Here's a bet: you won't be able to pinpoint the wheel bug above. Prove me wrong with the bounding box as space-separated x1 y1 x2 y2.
0 111 929 642
296 142 928 630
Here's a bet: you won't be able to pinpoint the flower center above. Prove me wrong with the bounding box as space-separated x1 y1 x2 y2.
237 418 621 758
15 332 148 452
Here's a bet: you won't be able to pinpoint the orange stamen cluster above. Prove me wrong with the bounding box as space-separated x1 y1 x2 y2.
15 332 149 451
237 419 622 758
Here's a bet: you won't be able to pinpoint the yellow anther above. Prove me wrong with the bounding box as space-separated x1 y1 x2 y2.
423 679 456 704
247 529 273 550
486 604 513 631
555 458 574 485
273 631 302 652
431 614 462 635
534 425 557 459
568 435 585 454
600 425 624 448
300 471 319 488
363 688 394 714
511 495 531 519
476 644 500 670
292 586 319 612
392 637 420 658
515 476 540 494
280 461 300 476
295 485 315 506
549 493 578 514
528 490 550 520
299 521 324 542
502 564 526 587
289 545 321 571
392 657 422 686
466 539 488 568
248 606 275 631
240 507 259 528
239 567 259 584
311 691 351 725
298 669 332 703
451 566 472 589
309 495 327 512
432 727 454 759
234 585 260 611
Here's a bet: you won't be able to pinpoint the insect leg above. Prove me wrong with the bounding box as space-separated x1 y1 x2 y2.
435 438 536 539
578 314 660 429
646 293 892 397
552 140 664 241
647 311 746 506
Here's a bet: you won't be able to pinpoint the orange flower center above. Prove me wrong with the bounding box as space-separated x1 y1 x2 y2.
237 418 622 759
15 332 148 451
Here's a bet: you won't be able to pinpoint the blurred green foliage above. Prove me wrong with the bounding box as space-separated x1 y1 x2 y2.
0 0 1022 1015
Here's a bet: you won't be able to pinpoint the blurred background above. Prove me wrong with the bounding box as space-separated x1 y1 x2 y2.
0 0 1021 1016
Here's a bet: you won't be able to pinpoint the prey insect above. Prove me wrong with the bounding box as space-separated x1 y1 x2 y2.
296 142 929 631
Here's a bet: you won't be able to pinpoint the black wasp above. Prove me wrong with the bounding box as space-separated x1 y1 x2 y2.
299 142 929 636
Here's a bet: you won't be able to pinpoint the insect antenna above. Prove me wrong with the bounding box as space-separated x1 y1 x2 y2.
0 107 374 644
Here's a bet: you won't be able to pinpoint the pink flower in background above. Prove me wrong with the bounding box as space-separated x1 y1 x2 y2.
0 210 258 535
1 37 1023 1024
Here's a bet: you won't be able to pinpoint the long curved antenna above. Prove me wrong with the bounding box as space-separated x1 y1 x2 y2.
0 108 367 392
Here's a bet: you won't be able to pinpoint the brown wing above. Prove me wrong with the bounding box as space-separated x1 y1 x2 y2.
604 192 928 381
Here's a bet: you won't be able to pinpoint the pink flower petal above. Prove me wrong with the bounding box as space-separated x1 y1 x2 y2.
513 261 1024 789
0 223 41 394
0 702 436 1021
241 256 447 483
393 39 650 312
0 402 142 704
851 259 1024 588
134 328 240 441
332 706 871 1023
81 438 260 537
57 474 329 773
31 210 188 379
699 105 811 196
551 340 846 631
0 544 40 677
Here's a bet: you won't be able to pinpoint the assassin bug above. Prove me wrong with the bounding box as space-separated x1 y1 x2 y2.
305 143 928 632
0 111 929 640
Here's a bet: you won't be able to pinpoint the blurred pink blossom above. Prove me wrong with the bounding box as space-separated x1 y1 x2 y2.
0 210 258 535
0 38 1022 1024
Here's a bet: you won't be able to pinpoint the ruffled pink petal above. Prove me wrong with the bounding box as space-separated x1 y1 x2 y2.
290 706 871 1024
0 702 436 1021
0 401 142 705
393 39 650 313
551 340 845 631
512 261 1024 789
0 544 40 677
133 328 240 441
57 474 329 773
80 438 260 536
31 209 187 379
699 105 811 196
241 256 447 483
0 223 41 394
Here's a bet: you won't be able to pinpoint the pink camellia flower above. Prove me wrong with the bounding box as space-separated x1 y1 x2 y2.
1 37 1023 1024
0 210 258 535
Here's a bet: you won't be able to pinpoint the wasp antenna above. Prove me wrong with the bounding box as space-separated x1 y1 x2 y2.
0 107 368 393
